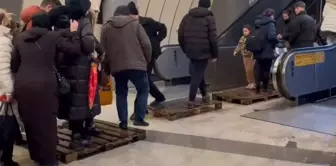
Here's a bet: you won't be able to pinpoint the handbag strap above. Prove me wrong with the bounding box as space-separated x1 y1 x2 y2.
0 102 14 116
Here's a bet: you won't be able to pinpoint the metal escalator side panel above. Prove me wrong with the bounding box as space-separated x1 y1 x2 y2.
271 53 286 96
279 45 336 100
156 46 190 80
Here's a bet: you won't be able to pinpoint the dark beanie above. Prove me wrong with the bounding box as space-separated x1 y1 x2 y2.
198 0 211 8
127 1 139 15
263 8 275 17
65 0 91 19
31 12 51 30
114 6 130 16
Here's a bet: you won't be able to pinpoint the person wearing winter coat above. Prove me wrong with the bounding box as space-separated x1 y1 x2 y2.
321 0 336 44
128 1 167 107
11 13 81 166
0 9 20 166
178 0 218 108
60 0 101 148
279 1 316 48
234 25 255 90
101 6 151 129
253 8 277 93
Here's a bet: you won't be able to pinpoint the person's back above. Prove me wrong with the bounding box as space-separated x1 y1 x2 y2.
283 1 316 48
101 6 151 129
178 1 218 60
101 13 151 75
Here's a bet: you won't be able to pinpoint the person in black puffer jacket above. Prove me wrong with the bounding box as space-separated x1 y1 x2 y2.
253 9 278 93
54 0 101 148
178 0 218 108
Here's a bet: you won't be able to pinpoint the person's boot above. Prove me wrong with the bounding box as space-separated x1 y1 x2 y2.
3 160 19 166
202 95 211 104
149 99 165 107
130 113 135 121
188 101 198 109
119 122 128 130
69 133 91 149
87 123 101 137
133 120 149 127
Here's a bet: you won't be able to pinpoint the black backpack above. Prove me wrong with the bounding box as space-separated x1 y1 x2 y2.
245 27 267 53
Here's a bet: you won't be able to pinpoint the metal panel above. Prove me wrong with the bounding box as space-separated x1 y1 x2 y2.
211 0 251 36
156 46 190 80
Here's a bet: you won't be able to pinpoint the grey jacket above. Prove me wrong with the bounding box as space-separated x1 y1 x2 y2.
101 16 152 75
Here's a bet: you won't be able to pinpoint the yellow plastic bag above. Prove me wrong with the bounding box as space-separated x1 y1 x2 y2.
100 77 113 106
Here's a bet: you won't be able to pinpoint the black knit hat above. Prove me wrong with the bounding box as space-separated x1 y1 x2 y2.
114 6 130 16
198 0 211 8
127 1 139 15
48 6 70 30
263 8 275 17
32 12 51 30
65 0 91 19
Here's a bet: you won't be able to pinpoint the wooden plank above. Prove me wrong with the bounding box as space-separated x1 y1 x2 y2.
212 88 280 105
20 120 146 164
150 98 223 121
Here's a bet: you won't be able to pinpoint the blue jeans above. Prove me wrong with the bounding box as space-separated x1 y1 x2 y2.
114 70 149 124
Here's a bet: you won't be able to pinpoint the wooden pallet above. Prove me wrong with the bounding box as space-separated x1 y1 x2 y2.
148 98 223 121
22 120 146 164
212 87 280 105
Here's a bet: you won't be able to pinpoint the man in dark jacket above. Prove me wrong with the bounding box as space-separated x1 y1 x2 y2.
128 2 167 106
279 1 317 48
178 0 218 108
101 6 151 129
253 8 278 93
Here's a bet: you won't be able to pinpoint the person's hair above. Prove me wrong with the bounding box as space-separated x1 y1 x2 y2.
0 8 18 34
40 0 62 8
282 10 290 15
295 1 306 8
114 6 130 16
243 24 252 31
263 8 275 17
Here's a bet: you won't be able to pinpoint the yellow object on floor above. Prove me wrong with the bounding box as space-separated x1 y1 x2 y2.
100 77 113 106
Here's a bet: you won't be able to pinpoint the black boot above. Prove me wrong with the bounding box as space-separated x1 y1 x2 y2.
3 160 19 166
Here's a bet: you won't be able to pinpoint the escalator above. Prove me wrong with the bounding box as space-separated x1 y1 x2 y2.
206 0 323 91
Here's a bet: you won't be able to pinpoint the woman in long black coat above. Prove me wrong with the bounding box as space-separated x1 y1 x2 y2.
11 13 81 166
50 0 101 148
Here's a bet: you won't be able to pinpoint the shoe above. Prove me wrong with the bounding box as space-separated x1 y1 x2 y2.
119 122 128 130
133 120 149 127
69 134 91 149
130 113 135 121
88 126 101 137
3 160 19 166
188 101 198 109
149 99 165 107
202 95 211 103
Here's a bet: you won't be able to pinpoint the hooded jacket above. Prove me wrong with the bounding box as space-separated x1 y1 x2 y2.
101 16 151 75
253 15 277 59
178 7 218 60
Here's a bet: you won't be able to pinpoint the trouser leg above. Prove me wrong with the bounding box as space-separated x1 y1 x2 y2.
114 71 129 125
188 59 209 101
147 60 165 102
129 70 149 122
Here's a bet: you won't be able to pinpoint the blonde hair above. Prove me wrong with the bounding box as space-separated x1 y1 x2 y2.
0 9 14 27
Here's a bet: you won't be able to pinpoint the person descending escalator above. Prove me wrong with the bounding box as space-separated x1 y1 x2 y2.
277 1 317 49
127 2 167 111
178 0 218 109
246 8 277 93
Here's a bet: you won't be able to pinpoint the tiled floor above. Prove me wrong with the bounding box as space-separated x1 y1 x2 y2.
13 87 336 165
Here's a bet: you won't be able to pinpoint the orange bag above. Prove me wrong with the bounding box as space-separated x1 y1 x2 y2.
100 77 113 106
